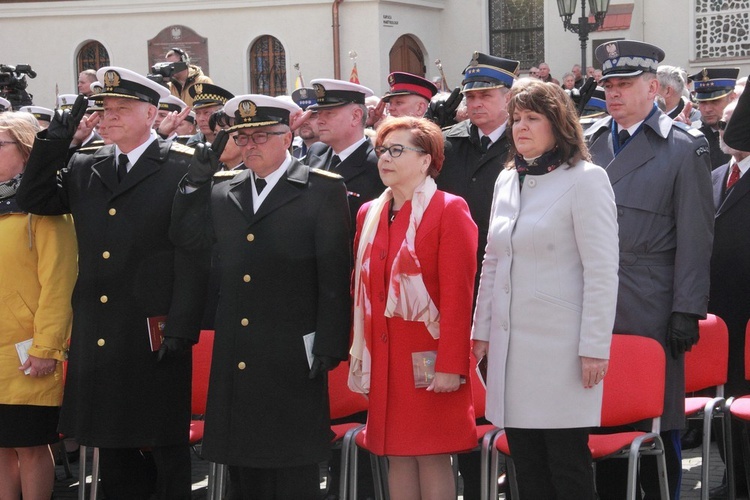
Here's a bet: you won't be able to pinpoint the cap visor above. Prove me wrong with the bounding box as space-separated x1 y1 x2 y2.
228 120 282 132
598 69 645 81
461 81 506 92
694 89 733 102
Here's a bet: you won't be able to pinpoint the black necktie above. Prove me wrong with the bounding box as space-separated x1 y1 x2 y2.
329 154 341 170
255 176 267 193
117 154 129 182
480 135 492 152
618 129 630 146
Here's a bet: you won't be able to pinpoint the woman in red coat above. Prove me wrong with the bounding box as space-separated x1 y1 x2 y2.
350 116 477 498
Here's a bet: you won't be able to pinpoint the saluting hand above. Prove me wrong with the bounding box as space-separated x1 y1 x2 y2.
46 94 87 142
185 129 228 186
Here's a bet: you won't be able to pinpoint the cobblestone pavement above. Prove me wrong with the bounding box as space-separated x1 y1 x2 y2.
52 440 731 499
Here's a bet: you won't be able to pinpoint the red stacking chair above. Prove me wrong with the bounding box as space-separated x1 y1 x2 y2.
726 320 750 496
483 334 669 500
684 314 732 500
79 330 216 500
328 361 369 499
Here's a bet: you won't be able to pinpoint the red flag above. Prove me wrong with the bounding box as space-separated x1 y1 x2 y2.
349 62 360 84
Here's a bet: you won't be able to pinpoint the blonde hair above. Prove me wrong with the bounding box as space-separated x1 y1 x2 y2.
0 111 40 164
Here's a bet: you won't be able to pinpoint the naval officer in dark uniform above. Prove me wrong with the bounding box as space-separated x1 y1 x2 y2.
171 94 351 499
17 67 208 500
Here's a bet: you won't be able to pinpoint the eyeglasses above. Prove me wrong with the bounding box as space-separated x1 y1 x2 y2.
0 141 18 149
233 131 286 146
374 144 426 158
717 120 727 131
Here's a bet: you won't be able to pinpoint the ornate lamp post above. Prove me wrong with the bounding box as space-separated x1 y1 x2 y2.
557 0 611 72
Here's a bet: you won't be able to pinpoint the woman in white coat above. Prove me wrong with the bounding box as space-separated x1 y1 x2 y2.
472 79 619 499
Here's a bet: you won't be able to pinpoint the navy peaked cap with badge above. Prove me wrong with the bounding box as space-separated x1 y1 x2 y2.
723 72 750 151
224 94 301 131
291 87 317 110
461 52 519 92
595 40 665 81
383 72 438 101
95 66 169 106
159 95 187 113
189 83 234 110
688 67 739 101
57 94 79 111
20 106 54 122
308 79 374 110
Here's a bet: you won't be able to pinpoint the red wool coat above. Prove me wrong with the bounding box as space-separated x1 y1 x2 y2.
355 190 478 456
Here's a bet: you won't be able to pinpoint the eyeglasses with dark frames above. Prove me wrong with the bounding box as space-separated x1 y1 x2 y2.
233 131 286 146
374 144 426 158
717 120 728 131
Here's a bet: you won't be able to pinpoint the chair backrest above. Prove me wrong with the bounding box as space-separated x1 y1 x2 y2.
601 334 666 427
745 319 750 381
328 361 369 420
192 330 215 415
469 352 487 419
685 314 729 392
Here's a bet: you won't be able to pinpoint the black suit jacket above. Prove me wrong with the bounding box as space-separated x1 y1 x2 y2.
710 162 750 395
16 136 209 448
170 158 352 468
303 139 384 229
438 120 511 290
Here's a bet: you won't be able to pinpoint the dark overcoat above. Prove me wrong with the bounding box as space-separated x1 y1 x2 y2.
585 111 714 430
438 120 510 289
303 140 384 231
16 137 208 448
709 163 750 396
170 159 352 468
699 123 731 170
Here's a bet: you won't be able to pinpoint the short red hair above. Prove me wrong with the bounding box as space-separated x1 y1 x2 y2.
376 116 445 178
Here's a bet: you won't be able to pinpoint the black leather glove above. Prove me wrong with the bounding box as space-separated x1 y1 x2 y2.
46 94 87 142
308 355 340 379
157 336 194 362
667 312 700 359
185 129 229 186
576 77 597 116
425 86 462 128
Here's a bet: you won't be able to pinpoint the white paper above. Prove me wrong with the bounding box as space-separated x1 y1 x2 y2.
303 332 316 369
15 338 33 375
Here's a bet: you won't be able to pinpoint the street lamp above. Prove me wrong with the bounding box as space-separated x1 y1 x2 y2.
557 0 611 73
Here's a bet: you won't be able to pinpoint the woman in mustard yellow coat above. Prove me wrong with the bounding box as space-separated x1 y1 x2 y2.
0 112 77 500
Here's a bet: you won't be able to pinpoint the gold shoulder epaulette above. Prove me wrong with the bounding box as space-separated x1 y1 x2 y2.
77 143 104 153
170 142 195 155
213 169 242 178
311 168 343 180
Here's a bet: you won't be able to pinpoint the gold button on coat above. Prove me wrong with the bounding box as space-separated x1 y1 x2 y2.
108 208 116 216
100 295 108 303
97 339 105 346
102 251 111 259
243 275 251 283
241 318 249 326
246 234 255 242
238 362 246 370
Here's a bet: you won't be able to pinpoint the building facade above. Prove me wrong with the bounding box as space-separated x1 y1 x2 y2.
0 0 747 109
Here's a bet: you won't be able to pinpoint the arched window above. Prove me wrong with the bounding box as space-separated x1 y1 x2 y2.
489 0 544 70
77 41 109 73
249 36 287 96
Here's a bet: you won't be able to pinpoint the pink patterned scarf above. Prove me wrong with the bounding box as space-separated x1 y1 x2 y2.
349 177 440 393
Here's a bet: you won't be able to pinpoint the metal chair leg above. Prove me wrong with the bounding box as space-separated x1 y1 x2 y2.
90 447 100 500
723 400 735 500
78 445 88 500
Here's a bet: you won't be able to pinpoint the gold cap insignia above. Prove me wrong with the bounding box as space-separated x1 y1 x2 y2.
314 83 326 99
388 74 396 85
470 52 480 66
103 70 121 90
238 100 257 121
194 83 203 95
702 69 710 82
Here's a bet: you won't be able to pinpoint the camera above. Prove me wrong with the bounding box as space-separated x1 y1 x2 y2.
147 61 188 86
0 64 36 109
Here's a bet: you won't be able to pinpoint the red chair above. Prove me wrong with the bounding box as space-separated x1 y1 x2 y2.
483 334 669 500
684 314 732 500
328 361 369 499
726 320 750 497
79 330 216 500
